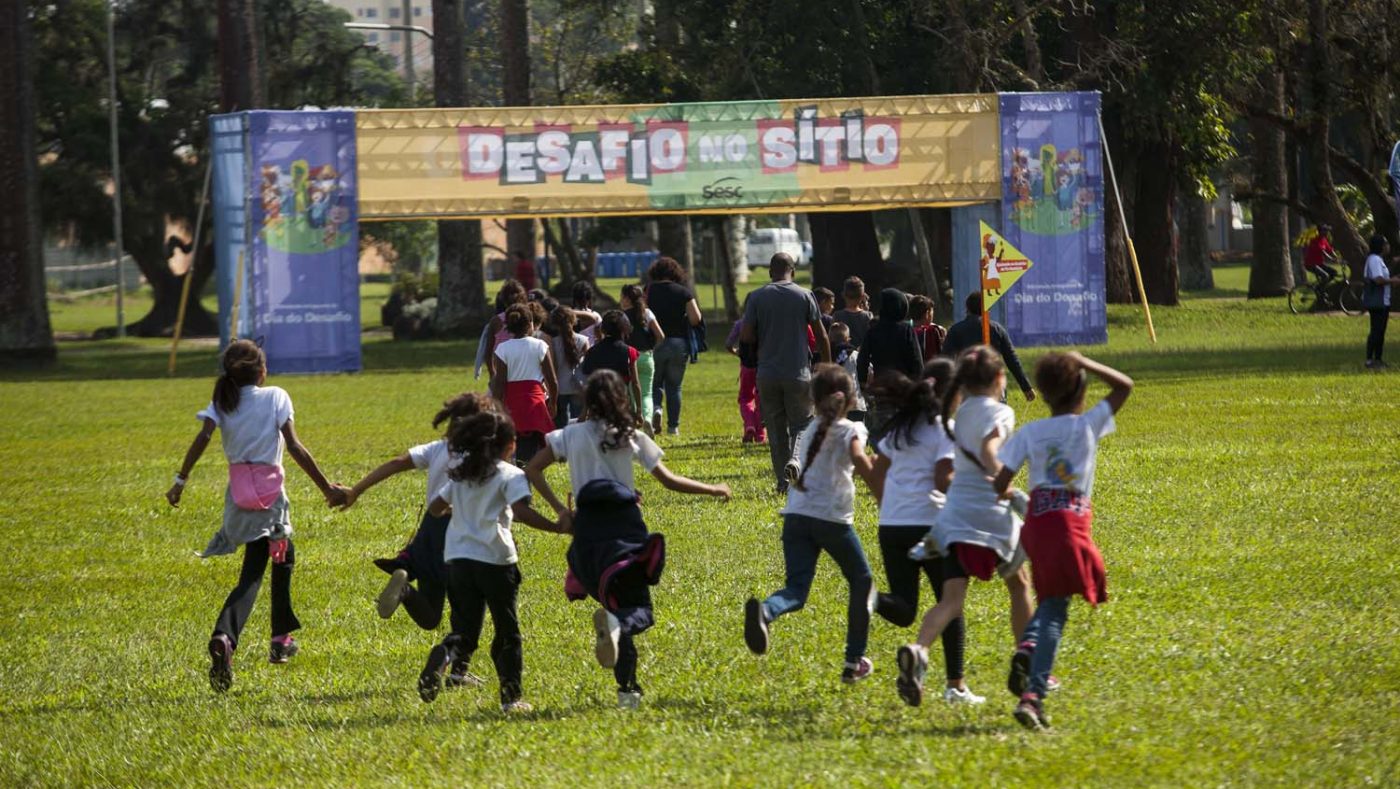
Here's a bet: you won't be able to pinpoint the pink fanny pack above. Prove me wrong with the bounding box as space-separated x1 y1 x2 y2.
228 463 285 510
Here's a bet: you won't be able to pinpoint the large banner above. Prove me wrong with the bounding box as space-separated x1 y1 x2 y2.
248 111 361 373
997 92 1107 346
354 94 1000 219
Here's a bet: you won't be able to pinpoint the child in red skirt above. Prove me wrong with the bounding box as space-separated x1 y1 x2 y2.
491 304 559 464
993 351 1132 730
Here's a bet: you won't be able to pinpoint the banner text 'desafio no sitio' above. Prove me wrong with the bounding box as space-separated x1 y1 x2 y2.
354 94 1000 220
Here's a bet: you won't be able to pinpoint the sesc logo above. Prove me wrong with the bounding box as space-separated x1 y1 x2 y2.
701 177 744 201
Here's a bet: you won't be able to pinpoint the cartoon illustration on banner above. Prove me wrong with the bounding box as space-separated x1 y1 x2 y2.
979 220 1034 308
1008 143 1099 235
258 159 353 254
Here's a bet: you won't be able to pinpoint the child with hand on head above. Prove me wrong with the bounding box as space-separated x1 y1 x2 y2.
993 352 1132 730
894 346 1035 707
492 304 560 463
744 365 882 685
339 393 498 690
868 359 982 704
526 370 730 709
166 339 347 692
581 310 644 423
417 411 568 713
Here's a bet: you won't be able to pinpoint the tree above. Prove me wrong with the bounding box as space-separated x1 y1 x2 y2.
433 0 488 335
33 0 405 337
501 0 535 263
0 0 56 362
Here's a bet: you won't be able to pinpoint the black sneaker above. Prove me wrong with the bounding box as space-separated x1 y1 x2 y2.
208 634 234 693
896 644 927 707
744 597 769 655
1013 694 1050 730
269 635 298 664
418 642 452 703
1008 642 1034 697
445 657 484 689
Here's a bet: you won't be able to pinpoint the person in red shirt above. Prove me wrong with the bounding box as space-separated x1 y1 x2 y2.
513 250 537 291
1303 224 1339 286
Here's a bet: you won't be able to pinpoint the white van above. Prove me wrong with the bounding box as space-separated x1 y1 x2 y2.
746 227 806 270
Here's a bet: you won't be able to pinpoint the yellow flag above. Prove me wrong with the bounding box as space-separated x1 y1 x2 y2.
978 221 1034 311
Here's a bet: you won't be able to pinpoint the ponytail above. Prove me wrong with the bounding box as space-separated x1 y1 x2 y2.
213 339 265 415
792 364 857 492
433 391 498 433
883 373 941 451
447 411 517 483
549 306 582 368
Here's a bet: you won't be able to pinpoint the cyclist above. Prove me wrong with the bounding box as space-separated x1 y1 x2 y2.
1304 224 1341 288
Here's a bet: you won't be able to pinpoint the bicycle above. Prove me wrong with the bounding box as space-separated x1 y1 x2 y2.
1288 265 1364 316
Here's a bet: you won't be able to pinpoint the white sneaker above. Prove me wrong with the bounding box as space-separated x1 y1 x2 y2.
617 690 642 709
943 685 986 705
593 608 621 668
376 569 409 619
501 699 534 714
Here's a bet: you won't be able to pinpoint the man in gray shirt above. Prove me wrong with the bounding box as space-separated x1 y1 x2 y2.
741 253 830 492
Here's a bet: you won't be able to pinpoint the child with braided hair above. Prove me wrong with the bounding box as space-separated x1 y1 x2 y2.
744 365 882 684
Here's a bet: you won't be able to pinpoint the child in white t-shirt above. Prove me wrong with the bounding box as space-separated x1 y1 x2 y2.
868 359 982 705
526 369 729 709
338 392 500 690
895 345 1034 707
744 365 881 685
993 352 1132 730
165 339 346 693
492 304 559 463
417 411 566 714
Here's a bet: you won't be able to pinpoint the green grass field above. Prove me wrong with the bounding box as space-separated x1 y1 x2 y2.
3 264 1397 786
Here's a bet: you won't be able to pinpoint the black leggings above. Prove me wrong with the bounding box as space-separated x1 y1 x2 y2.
875 528 966 682
1368 308 1389 361
213 537 300 648
515 432 545 467
443 559 523 704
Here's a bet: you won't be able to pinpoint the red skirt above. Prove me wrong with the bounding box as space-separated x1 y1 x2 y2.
1020 488 1107 605
504 380 554 436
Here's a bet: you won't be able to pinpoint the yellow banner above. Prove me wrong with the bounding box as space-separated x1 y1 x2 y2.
355 94 1001 220
978 220 1034 310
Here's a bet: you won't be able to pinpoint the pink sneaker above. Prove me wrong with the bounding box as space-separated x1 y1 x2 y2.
841 656 873 684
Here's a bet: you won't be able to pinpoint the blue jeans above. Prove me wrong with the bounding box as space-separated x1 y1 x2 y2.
1021 595 1070 698
652 337 689 429
762 514 873 663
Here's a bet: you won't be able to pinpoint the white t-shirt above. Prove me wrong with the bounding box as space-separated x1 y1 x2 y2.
435 460 532 565
408 438 453 510
837 349 867 411
999 400 1116 498
495 336 549 382
545 420 664 497
938 395 1020 558
876 420 955 526
197 385 293 467
1364 254 1392 307
783 418 868 525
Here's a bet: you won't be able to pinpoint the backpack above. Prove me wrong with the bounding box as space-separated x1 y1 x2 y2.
916 323 948 360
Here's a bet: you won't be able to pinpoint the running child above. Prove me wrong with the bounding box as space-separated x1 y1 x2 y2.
417 411 567 713
621 284 664 427
475 279 528 379
869 360 983 704
165 339 347 692
543 307 589 427
339 393 498 691
828 322 866 423
894 346 1035 707
725 311 765 443
992 352 1132 730
525 370 730 709
491 304 559 463
744 365 881 685
581 310 644 419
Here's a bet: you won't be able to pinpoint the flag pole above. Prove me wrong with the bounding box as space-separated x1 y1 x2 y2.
1098 114 1156 344
168 160 214 374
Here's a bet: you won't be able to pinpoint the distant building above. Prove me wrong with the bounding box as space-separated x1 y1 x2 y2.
325 0 435 86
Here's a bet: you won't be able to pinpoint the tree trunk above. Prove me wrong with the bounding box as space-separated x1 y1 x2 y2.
717 218 740 320
809 212 884 296
1178 188 1215 291
1101 114 1136 303
656 216 694 280
1248 67 1292 297
1131 140 1180 305
1304 0 1366 273
501 0 534 268
0 1 55 363
216 0 264 110
433 0 486 335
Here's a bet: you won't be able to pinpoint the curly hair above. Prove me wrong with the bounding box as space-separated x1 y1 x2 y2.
432 391 499 433
212 339 265 414
447 411 517 484
941 345 1005 440
582 369 636 452
504 304 532 338
526 300 549 332
495 279 527 312
1034 352 1087 412
598 309 631 341
793 364 856 492
646 255 687 284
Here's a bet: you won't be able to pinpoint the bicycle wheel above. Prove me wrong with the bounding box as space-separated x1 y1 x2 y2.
1289 285 1318 315
1338 281 1365 316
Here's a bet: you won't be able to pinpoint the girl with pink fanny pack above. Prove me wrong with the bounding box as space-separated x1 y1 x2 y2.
166 339 348 693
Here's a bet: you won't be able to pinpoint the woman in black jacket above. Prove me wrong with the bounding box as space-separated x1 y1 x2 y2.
857 288 924 440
